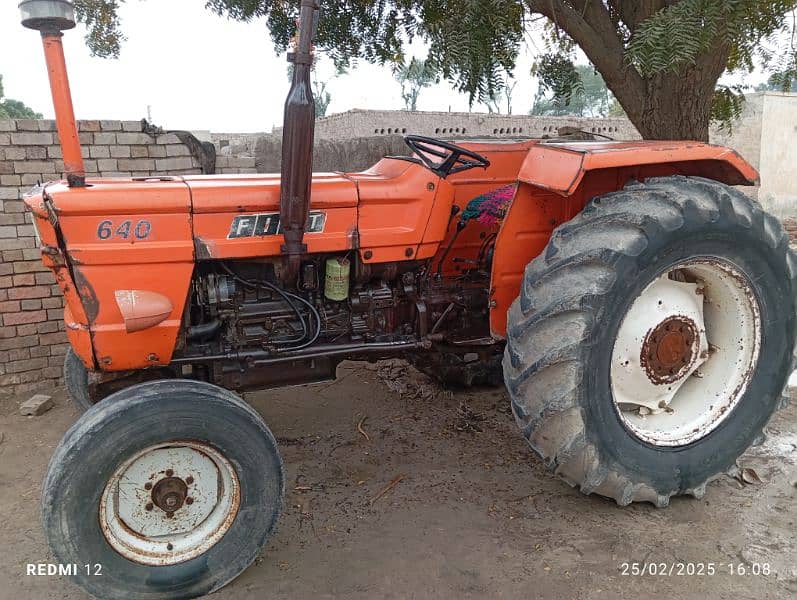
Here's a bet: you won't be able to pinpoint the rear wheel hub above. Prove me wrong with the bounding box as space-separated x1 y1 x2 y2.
610 259 761 446
642 316 698 383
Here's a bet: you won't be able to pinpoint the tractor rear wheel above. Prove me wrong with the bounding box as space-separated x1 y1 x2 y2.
504 176 797 506
42 379 284 599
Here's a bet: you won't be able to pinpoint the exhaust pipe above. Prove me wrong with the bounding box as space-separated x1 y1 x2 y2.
279 0 319 280
20 1 85 187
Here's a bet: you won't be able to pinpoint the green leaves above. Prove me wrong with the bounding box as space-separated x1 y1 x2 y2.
0 74 43 119
711 85 746 133
420 0 524 104
531 63 614 118
74 0 127 59
532 54 584 110
68 1 797 139
627 0 797 78
393 57 437 110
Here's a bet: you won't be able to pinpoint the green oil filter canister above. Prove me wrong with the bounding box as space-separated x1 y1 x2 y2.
324 257 350 301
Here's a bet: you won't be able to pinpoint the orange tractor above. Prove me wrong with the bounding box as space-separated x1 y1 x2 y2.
20 1 797 599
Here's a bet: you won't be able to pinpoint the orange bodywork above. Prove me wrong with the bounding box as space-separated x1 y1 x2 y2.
24 139 758 371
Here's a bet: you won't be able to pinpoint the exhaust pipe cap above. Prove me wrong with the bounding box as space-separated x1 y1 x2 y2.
20 0 76 32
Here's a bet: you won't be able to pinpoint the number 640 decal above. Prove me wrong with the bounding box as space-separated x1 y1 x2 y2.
97 220 151 240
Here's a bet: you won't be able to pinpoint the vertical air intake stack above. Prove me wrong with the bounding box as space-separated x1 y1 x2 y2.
279 0 320 281
19 0 85 187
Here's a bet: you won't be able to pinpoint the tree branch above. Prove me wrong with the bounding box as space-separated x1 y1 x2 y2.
526 0 646 119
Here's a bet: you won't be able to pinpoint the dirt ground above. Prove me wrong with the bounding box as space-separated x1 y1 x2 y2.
0 360 795 600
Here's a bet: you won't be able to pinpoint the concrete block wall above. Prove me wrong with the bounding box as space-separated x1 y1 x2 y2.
310 109 641 141
711 92 797 216
0 118 254 397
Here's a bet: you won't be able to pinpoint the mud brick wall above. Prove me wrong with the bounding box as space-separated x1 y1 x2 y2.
0 118 254 397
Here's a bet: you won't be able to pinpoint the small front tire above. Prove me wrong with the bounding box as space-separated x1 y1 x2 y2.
63 347 95 412
42 379 284 599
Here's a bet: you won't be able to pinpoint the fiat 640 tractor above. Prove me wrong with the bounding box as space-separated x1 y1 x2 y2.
18 1 797 598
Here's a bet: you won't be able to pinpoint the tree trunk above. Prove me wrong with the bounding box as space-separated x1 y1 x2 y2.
608 47 731 142
633 74 714 141
527 1 733 142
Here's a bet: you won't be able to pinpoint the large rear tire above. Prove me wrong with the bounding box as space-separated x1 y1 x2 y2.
504 176 797 506
42 379 284 599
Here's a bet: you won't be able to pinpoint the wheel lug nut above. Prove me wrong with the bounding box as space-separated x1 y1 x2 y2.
165 469 174 477
186 497 194 505
145 502 154 511
144 482 152 490
186 476 194 485
167 543 173 551
166 511 175 518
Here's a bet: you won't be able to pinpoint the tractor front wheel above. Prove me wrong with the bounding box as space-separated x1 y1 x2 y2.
42 379 284 599
504 176 797 506
63 347 95 411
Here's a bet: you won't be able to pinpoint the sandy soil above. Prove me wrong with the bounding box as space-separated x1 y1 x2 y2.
0 360 795 600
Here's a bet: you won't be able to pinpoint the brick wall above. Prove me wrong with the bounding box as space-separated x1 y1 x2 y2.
0 118 255 397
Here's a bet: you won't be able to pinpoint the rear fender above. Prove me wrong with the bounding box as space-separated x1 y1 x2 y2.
488 142 759 338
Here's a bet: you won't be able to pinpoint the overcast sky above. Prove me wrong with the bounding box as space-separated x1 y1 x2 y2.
3 1 769 134
2 0 540 132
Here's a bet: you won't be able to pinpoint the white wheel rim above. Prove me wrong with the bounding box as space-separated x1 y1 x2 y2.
610 258 761 446
99 441 240 566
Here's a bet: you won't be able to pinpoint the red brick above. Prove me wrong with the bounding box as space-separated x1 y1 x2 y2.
29 345 49 358
7 347 30 361
0 325 15 338
0 300 21 313
12 274 35 286
35 271 55 285
37 320 59 334
7 286 50 300
21 299 42 310
39 331 67 345
0 263 12 276
1 200 25 213
49 343 69 356
0 373 21 386
47 356 63 367
16 370 52 384
2 249 23 261
0 276 12 288
0 237 34 251
2 310 46 325
42 366 62 378
13 260 47 274
0 290 6 301
46 308 62 320
0 334 38 350
79 120 101 132
5 357 47 373
42 297 62 309
15 323 37 335
0 214 25 226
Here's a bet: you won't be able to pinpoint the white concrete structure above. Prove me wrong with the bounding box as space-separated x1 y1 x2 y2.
711 93 797 216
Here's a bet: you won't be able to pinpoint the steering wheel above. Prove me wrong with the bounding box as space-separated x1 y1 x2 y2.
390 135 490 178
